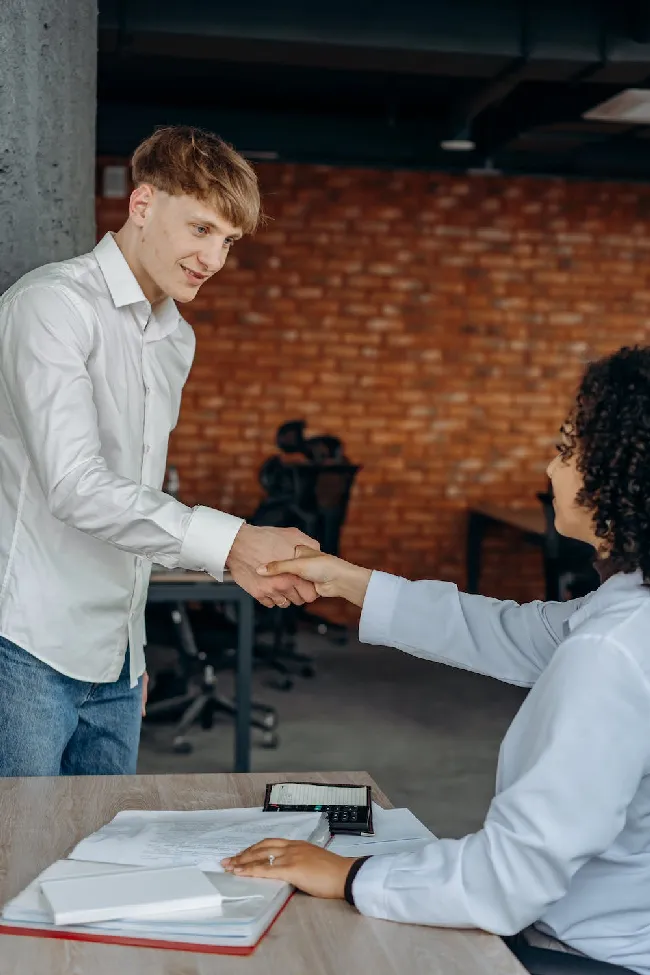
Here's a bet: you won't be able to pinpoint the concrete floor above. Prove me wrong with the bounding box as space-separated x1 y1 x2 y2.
138 628 528 838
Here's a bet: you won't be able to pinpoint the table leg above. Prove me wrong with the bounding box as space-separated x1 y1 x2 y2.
235 592 253 772
466 511 488 594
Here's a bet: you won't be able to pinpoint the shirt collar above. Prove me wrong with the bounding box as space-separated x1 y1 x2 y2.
94 232 149 310
566 568 645 634
93 232 180 337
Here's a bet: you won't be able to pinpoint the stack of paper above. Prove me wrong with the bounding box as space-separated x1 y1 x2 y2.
66 807 326 871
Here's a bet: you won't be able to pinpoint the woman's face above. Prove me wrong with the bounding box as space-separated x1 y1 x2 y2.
546 448 598 547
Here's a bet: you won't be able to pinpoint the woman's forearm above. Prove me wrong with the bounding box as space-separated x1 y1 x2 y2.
334 564 372 607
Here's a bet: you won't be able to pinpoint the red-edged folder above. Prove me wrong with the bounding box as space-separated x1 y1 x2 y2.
0 889 295 955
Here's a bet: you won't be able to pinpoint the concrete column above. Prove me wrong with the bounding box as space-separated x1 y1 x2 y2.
0 0 97 292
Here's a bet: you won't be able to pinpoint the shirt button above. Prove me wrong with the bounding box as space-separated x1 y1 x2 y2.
144 445 151 454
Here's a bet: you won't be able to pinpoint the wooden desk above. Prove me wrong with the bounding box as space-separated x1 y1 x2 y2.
467 504 546 594
147 571 254 772
0 772 524 975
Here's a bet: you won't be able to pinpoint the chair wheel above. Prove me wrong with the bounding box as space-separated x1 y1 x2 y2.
173 739 193 754
259 731 279 749
301 665 315 678
261 712 277 729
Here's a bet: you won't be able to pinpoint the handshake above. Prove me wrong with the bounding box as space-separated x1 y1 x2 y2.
225 524 371 610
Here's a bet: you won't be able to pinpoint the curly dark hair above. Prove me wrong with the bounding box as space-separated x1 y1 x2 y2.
558 346 650 584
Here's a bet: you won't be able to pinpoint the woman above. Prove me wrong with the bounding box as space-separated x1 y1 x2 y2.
223 346 650 975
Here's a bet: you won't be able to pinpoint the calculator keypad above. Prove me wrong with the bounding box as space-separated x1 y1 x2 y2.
327 805 358 823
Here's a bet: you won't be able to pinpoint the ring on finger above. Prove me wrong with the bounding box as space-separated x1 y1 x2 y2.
268 854 275 866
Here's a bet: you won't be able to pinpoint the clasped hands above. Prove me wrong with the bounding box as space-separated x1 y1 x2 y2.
225 524 371 609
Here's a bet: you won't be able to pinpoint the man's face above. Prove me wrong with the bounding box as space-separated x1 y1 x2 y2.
132 188 242 303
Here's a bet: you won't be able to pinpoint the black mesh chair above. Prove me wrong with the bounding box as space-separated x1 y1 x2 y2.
144 600 279 751
250 461 360 687
536 490 599 601
248 421 360 688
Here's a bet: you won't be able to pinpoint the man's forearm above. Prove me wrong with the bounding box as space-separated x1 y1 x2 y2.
50 459 243 580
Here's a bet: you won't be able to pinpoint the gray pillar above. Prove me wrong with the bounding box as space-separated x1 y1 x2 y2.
0 0 97 293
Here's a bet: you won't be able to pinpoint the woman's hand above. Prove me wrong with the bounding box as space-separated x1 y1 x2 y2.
257 546 372 607
221 839 354 899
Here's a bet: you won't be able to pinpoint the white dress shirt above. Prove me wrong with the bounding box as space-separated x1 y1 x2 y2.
355 570 650 974
0 233 243 686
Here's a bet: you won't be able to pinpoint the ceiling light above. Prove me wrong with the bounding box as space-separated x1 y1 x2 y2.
441 137 476 151
440 124 476 152
584 89 650 123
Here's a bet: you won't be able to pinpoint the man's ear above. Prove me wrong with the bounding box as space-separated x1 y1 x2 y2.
129 183 155 227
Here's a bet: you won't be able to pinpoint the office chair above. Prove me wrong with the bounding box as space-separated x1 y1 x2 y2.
296 462 360 639
248 424 360 688
250 463 360 688
144 601 279 752
273 422 356 642
536 489 599 600
504 933 637 974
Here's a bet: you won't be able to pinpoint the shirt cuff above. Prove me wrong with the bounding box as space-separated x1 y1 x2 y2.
349 850 393 919
358 571 404 646
179 506 244 582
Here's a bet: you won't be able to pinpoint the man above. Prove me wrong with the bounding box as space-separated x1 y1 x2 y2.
0 125 318 777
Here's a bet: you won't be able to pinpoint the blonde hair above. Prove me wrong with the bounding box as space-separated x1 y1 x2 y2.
131 126 261 234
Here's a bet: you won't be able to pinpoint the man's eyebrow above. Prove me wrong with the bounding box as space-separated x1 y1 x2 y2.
190 216 243 238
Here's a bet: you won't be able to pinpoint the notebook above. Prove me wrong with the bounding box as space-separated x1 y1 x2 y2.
40 865 226 926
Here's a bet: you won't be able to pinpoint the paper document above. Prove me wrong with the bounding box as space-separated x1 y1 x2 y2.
329 805 435 858
68 808 324 872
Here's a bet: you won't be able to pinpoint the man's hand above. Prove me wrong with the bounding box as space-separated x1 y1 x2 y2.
226 524 320 607
141 671 149 717
221 839 353 899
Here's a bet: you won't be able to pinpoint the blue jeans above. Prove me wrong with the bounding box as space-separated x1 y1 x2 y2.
0 635 142 776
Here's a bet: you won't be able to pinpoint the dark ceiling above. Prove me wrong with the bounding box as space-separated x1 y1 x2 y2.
98 0 650 180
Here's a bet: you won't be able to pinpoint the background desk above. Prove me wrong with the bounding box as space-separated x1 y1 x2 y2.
147 571 254 772
0 772 524 975
467 505 545 594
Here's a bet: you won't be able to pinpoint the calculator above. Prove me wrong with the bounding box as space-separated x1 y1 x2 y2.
263 782 374 835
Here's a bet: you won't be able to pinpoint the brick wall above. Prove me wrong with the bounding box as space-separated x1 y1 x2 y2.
97 165 650 608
